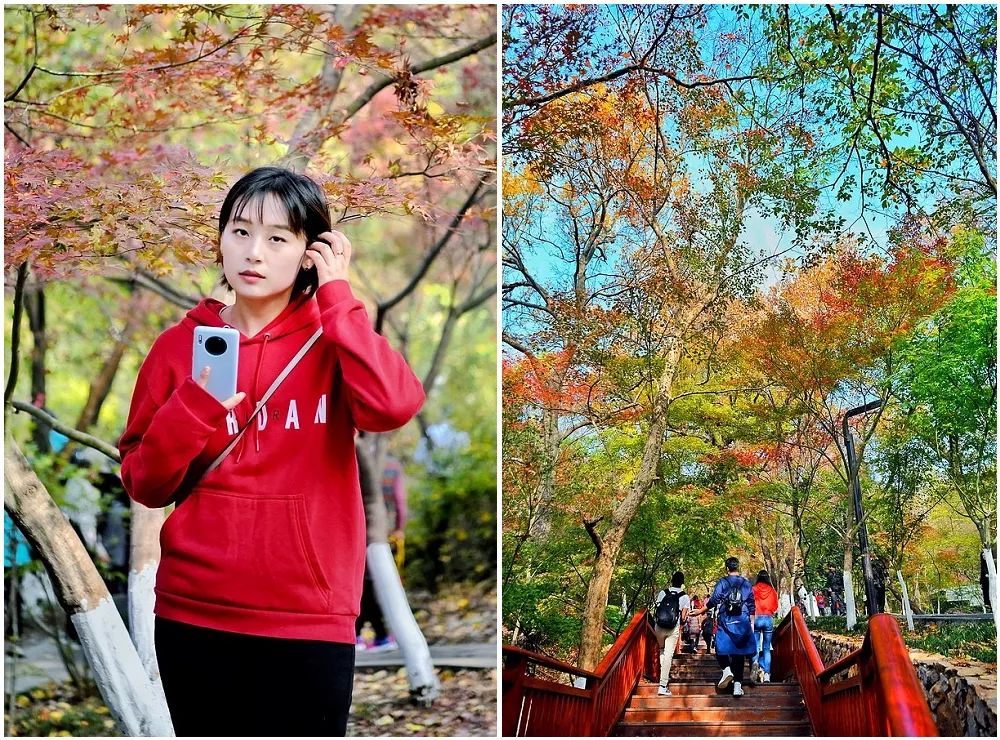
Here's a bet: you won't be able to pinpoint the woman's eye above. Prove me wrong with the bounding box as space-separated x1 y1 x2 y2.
270 236 286 243
233 228 248 236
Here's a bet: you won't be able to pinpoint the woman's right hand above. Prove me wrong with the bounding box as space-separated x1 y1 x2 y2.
196 366 246 410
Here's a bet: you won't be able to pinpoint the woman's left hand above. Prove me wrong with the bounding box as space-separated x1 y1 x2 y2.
305 230 352 287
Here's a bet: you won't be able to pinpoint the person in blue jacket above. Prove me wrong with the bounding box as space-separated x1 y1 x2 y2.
690 556 755 696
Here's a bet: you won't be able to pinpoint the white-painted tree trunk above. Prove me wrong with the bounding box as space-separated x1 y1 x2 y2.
4 435 173 737
71 597 174 736
983 548 998 633
367 543 440 702
128 502 169 716
843 571 857 630
129 564 170 714
896 570 914 632
778 592 791 619
807 592 818 619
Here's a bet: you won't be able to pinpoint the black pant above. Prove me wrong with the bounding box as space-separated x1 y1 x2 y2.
716 653 745 683
155 617 354 737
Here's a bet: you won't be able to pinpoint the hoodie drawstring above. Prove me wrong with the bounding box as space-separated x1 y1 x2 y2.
235 333 271 462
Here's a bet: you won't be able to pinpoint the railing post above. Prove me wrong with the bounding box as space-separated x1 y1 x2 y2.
502 652 528 737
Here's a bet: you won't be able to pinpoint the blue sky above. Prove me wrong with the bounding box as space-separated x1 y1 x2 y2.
503 3 972 302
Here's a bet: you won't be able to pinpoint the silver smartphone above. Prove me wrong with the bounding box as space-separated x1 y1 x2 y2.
192 327 240 402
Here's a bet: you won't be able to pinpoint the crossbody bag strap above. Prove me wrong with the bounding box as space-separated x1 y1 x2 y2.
201 326 324 478
172 327 323 508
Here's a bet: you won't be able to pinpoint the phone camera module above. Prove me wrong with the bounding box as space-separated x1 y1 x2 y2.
205 336 228 356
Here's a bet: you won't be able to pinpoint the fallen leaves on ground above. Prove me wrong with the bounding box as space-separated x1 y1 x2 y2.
348 667 496 737
407 581 497 645
5 681 118 737
349 582 497 736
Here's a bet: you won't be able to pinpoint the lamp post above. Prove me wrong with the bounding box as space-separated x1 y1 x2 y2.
843 399 883 616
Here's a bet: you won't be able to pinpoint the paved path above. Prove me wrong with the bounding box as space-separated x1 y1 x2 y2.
356 642 496 669
4 632 78 694
4 633 496 694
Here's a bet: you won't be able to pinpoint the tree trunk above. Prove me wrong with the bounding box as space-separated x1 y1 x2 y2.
356 441 440 700
128 502 170 716
24 282 49 452
577 339 681 671
76 289 147 434
4 433 172 736
843 548 857 630
578 533 623 670
528 408 562 538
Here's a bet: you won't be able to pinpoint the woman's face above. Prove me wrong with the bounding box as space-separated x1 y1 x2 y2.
219 194 308 303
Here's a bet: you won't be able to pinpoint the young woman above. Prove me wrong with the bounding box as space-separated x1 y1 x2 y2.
752 570 779 683
119 166 424 736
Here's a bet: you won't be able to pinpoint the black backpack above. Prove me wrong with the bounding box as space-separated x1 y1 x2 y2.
722 577 746 616
655 589 685 629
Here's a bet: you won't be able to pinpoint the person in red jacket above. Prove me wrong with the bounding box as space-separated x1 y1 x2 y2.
752 570 779 683
119 167 424 736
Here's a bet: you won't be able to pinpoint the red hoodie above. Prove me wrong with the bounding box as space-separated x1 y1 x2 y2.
119 280 424 643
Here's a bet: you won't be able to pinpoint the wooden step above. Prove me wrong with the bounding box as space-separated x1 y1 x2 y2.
634 682 799 697
667 670 735 679
628 694 805 709
612 719 813 736
621 707 808 723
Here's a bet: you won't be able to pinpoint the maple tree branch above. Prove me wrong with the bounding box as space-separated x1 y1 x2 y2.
8 400 120 462
865 7 884 125
502 249 550 304
5 63 36 103
508 66 763 109
504 297 551 314
584 517 604 558
502 333 534 358
4 122 30 146
343 32 497 122
34 25 254 78
4 263 29 406
459 283 497 314
4 9 38 103
110 269 199 310
375 175 487 332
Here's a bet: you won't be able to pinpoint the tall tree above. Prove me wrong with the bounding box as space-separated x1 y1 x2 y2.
6 2 495 717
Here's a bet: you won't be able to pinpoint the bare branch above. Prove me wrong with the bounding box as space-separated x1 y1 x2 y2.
8 401 120 462
344 33 497 122
375 175 487 331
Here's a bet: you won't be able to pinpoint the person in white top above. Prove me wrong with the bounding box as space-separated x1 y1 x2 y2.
653 571 690 696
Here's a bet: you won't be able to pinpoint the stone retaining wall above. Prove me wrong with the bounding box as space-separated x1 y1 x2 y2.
811 630 997 737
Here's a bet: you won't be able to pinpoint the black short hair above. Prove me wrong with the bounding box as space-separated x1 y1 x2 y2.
216 166 330 299
671 571 685 588
725 556 739 572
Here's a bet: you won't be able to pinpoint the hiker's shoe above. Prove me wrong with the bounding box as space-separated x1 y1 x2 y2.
733 681 744 697
657 685 671 696
717 666 734 689
368 636 399 653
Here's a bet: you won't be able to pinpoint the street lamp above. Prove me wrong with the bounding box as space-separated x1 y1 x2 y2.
843 399 883 616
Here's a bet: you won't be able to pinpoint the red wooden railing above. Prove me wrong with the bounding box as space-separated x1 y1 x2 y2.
771 608 938 736
502 609 657 736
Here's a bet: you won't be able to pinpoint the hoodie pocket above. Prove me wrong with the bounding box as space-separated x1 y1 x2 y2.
159 490 331 614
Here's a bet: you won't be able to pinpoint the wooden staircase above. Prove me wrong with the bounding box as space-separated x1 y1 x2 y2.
612 649 813 736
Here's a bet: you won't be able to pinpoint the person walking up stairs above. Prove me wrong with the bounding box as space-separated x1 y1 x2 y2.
752 570 779 683
651 571 690 696
690 557 755 698
614 638 812 735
